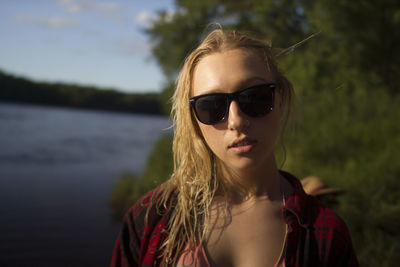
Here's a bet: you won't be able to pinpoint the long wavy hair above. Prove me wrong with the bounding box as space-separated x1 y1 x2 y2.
155 29 294 266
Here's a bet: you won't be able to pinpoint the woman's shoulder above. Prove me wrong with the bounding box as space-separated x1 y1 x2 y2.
310 197 353 242
123 184 176 228
112 185 177 266
128 187 162 214
307 194 358 265
281 171 350 233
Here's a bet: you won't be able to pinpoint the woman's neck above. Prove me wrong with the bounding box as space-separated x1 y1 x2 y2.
217 157 282 203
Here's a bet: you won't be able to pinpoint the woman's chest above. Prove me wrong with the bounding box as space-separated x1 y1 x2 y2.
205 201 287 267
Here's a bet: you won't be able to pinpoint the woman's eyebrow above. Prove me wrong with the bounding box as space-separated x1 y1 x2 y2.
236 77 271 89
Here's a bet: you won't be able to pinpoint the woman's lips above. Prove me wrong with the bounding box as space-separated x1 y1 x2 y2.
228 138 257 154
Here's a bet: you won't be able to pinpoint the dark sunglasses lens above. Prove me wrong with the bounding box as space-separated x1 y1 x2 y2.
194 95 228 124
238 85 274 117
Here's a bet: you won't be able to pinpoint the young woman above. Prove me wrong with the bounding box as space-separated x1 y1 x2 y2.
111 29 358 267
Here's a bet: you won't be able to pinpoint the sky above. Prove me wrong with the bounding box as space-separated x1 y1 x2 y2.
0 0 175 93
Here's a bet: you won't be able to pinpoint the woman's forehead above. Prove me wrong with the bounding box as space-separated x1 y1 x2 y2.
191 49 274 96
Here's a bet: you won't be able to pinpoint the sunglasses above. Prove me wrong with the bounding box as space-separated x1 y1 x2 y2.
189 83 276 125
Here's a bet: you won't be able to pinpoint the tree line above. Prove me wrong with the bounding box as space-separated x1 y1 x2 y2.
0 70 164 115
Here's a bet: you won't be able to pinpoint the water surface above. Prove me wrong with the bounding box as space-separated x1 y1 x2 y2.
0 102 171 266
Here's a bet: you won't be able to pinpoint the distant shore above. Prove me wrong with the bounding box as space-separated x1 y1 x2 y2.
0 70 165 116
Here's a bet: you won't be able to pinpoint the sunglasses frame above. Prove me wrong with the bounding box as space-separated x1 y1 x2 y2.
189 83 276 125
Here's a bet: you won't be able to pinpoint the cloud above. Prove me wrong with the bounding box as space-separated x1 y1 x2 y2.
13 14 80 28
116 34 151 56
56 0 122 20
56 0 82 13
163 9 177 23
93 2 120 12
133 11 154 26
133 8 177 26
133 8 178 28
56 0 123 24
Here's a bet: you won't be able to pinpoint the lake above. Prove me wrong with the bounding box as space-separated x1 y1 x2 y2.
0 102 172 266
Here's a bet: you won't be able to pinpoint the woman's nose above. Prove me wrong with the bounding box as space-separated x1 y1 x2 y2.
227 100 249 131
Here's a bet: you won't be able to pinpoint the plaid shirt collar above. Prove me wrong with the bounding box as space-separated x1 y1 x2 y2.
281 171 312 228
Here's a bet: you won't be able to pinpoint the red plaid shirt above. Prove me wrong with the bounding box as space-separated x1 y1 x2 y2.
111 172 358 266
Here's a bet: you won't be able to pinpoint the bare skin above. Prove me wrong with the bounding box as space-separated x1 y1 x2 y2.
191 49 294 266
205 191 289 267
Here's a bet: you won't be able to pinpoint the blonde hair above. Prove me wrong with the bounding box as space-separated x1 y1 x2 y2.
155 29 294 265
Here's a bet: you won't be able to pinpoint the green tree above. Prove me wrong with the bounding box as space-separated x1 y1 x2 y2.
146 0 310 81
147 0 400 95
0 69 165 115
